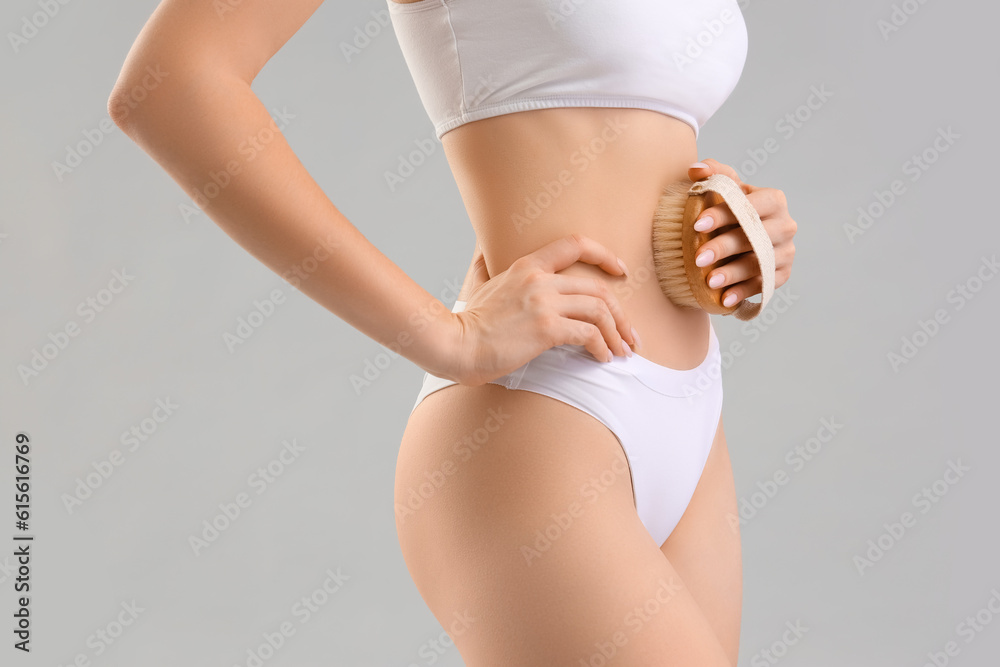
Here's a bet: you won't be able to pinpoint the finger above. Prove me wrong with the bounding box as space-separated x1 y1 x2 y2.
550 318 613 364
721 275 763 309
689 160 755 201
694 207 792 266
745 187 787 220
693 183 780 235
705 253 760 290
692 199 736 234
707 242 793 292
702 158 743 185
523 234 628 278
688 161 713 180
551 274 635 349
554 294 629 359
694 227 754 268
689 158 744 187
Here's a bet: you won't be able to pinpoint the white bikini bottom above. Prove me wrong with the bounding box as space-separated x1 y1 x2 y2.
410 300 725 546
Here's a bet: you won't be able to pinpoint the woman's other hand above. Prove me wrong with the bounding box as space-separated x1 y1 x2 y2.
450 234 638 386
687 159 797 308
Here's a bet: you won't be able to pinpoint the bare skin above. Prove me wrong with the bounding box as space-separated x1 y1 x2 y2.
108 0 639 387
399 107 743 665
446 106 711 369
110 1 795 664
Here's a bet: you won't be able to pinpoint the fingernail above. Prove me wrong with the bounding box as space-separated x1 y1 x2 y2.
630 326 642 349
617 257 630 277
622 340 633 358
708 273 725 288
690 161 709 169
723 293 739 307
606 349 614 363
693 215 713 232
695 249 715 267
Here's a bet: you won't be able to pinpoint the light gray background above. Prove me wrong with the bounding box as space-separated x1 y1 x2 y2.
2 0 999 665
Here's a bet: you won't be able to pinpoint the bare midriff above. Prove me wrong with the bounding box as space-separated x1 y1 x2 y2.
441 106 713 370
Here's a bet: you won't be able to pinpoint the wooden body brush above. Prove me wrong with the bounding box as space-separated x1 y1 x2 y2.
652 173 776 321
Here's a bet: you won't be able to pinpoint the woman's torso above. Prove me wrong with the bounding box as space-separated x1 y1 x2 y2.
387 0 750 368
442 106 713 370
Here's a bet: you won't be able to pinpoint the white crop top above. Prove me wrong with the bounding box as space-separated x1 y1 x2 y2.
385 0 748 140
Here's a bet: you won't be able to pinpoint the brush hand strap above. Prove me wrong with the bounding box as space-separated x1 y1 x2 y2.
689 174 775 321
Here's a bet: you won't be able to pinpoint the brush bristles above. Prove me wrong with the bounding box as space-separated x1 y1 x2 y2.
652 179 701 309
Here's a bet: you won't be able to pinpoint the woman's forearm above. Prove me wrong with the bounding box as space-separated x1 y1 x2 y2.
109 69 461 380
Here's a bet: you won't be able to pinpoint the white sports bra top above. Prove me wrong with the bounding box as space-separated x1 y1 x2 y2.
385 0 748 140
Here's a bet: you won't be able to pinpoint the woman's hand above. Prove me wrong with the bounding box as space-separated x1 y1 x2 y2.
450 234 638 386
687 159 797 308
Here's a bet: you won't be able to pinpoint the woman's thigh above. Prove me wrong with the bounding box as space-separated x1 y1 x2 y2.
660 414 743 666
396 383 732 666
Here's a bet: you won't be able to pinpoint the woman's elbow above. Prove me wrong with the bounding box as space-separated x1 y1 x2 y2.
107 62 172 132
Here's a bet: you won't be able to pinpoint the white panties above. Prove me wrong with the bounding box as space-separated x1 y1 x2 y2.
411 300 725 546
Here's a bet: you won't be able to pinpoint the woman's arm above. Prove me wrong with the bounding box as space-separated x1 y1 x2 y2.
108 0 636 384
109 0 470 377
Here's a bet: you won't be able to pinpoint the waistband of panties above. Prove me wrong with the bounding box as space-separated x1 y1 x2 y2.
450 299 722 398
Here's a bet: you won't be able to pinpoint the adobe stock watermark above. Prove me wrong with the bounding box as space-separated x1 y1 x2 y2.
188 439 306 557
61 397 180 515
178 107 296 223
223 288 288 353
340 8 392 63
51 115 120 183
747 620 809 666
232 565 351 667
395 406 513 526
877 0 935 41
8 0 75 54
887 254 997 373
384 75 499 192
678 285 801 401
55 600 145 667
512 115 630 234
918 587 1000 667
853 458 970 576
106 64 170 123
280 231 344 292
222 229 345 352
384 132 439 193
844 126 959 244
735 84 834 181
403 610 476 667
219 239 343 352
17 268 135 387
610 251 799 403
544 0 592 28
520 452 631 566
579 576 685 666
671 5 743 72
350 275 462 395
0 556 18 586
726 416 844 533
53 65 169 183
